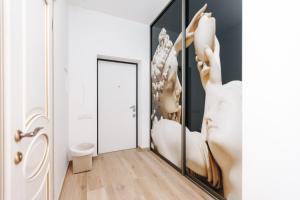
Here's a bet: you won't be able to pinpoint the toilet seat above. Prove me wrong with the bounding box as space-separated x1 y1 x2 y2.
70 143 95 157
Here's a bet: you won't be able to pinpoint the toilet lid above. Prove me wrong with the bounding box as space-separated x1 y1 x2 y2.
70 143 95 157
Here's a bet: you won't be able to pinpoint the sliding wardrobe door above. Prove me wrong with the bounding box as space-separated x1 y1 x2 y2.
150 0 183 170
150 0 242 199
185 0 242 199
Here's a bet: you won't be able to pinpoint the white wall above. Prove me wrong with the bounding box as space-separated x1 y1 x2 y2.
53 0 69 199
243 0 300 199
68 6 150 151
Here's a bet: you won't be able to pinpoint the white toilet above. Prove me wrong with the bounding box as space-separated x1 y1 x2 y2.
70 143 95 174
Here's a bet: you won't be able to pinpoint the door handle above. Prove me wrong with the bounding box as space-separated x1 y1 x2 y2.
15 127 44 142
129 105 136 112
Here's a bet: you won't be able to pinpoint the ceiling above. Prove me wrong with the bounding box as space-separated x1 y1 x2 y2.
68 0 171 24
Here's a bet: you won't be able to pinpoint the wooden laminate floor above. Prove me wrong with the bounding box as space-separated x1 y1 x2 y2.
59 149 214 200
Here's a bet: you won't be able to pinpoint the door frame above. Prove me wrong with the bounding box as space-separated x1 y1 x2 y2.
0 0 4 198
96 58 138 154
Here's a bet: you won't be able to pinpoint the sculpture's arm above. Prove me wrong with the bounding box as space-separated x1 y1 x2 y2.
173 4 209 54
152 118 222 188
196 36 222 89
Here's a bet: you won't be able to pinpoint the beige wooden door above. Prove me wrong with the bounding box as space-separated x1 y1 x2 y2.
3 0 53 199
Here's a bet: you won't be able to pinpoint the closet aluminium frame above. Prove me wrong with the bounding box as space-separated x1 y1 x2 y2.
149 0 224 199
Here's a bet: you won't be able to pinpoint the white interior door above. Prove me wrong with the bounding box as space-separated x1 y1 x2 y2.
3 0 53 199
98 60 137 154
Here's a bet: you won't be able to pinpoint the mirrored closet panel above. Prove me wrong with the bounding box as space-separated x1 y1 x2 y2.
185 0 242 198
150 0 183 170
150 0 242 199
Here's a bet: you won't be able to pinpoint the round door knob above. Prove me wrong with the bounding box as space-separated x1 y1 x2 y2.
14 152 23 165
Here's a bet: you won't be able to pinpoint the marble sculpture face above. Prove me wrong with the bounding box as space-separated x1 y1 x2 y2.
158 48 182 122
152 29 182 122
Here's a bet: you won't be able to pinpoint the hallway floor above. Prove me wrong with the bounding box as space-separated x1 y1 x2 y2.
59 149 214 200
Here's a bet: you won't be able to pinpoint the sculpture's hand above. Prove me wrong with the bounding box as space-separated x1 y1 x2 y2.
174 4 209 54
186 4 209 34
196 37 222 89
